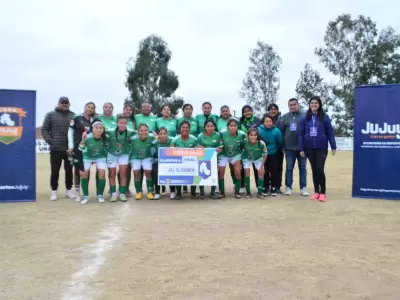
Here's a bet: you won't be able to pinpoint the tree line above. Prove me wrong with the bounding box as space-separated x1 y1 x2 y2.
125 14 400 137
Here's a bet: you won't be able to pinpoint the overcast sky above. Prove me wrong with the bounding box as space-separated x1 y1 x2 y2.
1 0 399 125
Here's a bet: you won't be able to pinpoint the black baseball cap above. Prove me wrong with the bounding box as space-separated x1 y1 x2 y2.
59 96 69 103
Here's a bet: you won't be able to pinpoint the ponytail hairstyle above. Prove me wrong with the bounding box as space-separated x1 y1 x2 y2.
227 118 239 135
247 128 261 147
306 95 325 122
219 105 231 119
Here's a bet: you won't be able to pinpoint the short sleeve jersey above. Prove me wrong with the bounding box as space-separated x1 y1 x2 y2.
135 114 157 132
242 139 268 161
216 118 229 132
195 114 219 135
197 132 223 149
96 115 117 131
155 117 178 137
177 117 198 136
79 133 107 160
171 134 198 148
106 128 136 156
130 133 155 159
220 129 246 157
151 137 173 159
70 114 93 147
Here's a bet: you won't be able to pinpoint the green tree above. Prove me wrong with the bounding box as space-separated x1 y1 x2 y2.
239 40 282 116
125 34 183 115
315 14 400 136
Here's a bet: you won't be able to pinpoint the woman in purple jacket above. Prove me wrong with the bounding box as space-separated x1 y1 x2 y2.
297 96 337 202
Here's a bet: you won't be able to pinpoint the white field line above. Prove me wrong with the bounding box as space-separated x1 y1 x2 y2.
60 203 132 300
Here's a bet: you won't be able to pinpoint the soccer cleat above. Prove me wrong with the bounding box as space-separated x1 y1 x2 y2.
300 188 309 196
154 194 161 200
147 192 154 200
257 192 267 199
110 193 118 202
119 194 127 202
135 192 142 200
318 194 327 202
199 193 205 200
97 195 105 203
235 193 242 199
245 192 252 199
285 187 292 195
80 196 89 204
65 190 76 199
311 193 320 201
50 191 58 201
210 193 222 200
170 192 176 199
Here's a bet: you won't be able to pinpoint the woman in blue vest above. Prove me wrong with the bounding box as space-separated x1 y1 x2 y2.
297 96 337 202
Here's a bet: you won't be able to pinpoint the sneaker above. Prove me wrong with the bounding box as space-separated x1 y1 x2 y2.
245 192 252 199
239 187 246 194
110 193 118 202
235 193 242 199
285 187 292 195
300 188 309 196
270 188 277 197
170 192 177 199
154 194 161 200
119 194 127 202
97 195 105 203
210 193 222 200
318 194 327 202
50 191 58 201
257 192 267 199
199 193 205 200
65 190 76 199
147 192 154 200
311 193 320 201
219 193 226 199
80 196 89 204
135 192 142 200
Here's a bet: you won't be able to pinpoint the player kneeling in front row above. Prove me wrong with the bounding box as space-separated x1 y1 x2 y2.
106 116 136 202
242 128 268 198
79 121 108 204
130 124 155 200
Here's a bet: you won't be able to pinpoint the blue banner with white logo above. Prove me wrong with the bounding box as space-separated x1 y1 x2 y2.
353 84 400 200
0 89 36 202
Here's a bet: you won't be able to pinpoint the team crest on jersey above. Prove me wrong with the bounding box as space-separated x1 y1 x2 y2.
0 107 26 145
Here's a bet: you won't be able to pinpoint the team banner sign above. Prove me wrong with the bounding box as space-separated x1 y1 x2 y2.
352 84 400 200
158 147 218 186
0 89 36 202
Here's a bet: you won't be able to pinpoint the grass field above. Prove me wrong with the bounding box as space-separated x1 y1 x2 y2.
1 152 400 300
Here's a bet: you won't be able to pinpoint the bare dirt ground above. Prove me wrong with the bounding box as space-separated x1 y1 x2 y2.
1 152 400 300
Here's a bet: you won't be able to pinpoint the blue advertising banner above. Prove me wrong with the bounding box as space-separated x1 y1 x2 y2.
158 147 218 186
0 89 36 202
353 84 400 200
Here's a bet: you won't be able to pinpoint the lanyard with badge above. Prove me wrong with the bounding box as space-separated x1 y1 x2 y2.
310 115 318 136
290 114 297 131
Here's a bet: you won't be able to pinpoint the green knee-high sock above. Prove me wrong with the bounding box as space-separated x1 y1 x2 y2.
98 179 106 196
134 180 142 193
110 185 116 194
258 178 264 194
81 178 89 197
218 179 225 194
211 186 216 194
119 185 127 194
176 186 182 195
235 178 241 194
95 171 100 194
245 176 251 193
199 186 205 195
146 179 153 192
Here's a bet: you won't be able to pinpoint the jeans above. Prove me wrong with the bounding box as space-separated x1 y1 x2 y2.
285 150 307 189
50 150 73 191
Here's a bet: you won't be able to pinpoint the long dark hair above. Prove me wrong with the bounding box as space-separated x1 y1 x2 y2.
247 128 261 147
123 103 136 126
90 120 108 148
84 102 96 117
240 104 253 124
227 118 239 135
203 119 216 133
306 96 325 122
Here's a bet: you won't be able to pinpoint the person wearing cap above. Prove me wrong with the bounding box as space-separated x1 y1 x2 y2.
41 97 76 201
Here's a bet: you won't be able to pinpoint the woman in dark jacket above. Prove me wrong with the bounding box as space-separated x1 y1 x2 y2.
297 96 337 202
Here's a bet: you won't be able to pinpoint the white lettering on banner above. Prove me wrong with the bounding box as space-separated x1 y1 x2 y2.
361 122 400 134
0 185 29 190
159 163 198 176
36 139 50 153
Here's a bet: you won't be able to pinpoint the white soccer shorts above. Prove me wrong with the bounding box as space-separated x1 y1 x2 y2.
107 153 129 168
243 158 263 170
83 158 107 171
130 158 153 171
218 154 241 167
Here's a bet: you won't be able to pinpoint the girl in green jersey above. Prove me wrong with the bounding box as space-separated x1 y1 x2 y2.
151 127 175 199
170 121 198 200
177 103 198 136
155 104 177 137
78 120 108 204
106 116 136 202
242 128 268 199
197 119 223 199
217 105 232 132
195 101 219 135
130 124 155 200
219 119 246 199
97 102 117 131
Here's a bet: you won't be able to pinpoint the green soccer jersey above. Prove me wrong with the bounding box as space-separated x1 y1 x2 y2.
151 137 173 159
171 134 198 148
216 118 229 132
96 115 117 131
242 139 268 160
79 133 107 160
220 129 246 157
197 132 223 149
135 114 157 132
195 114 219 135
130 133 155 159
177 117 198 136
106 129 136 156
155 117 178 137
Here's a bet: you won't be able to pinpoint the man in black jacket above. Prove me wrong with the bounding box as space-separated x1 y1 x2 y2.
41 97 76 200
